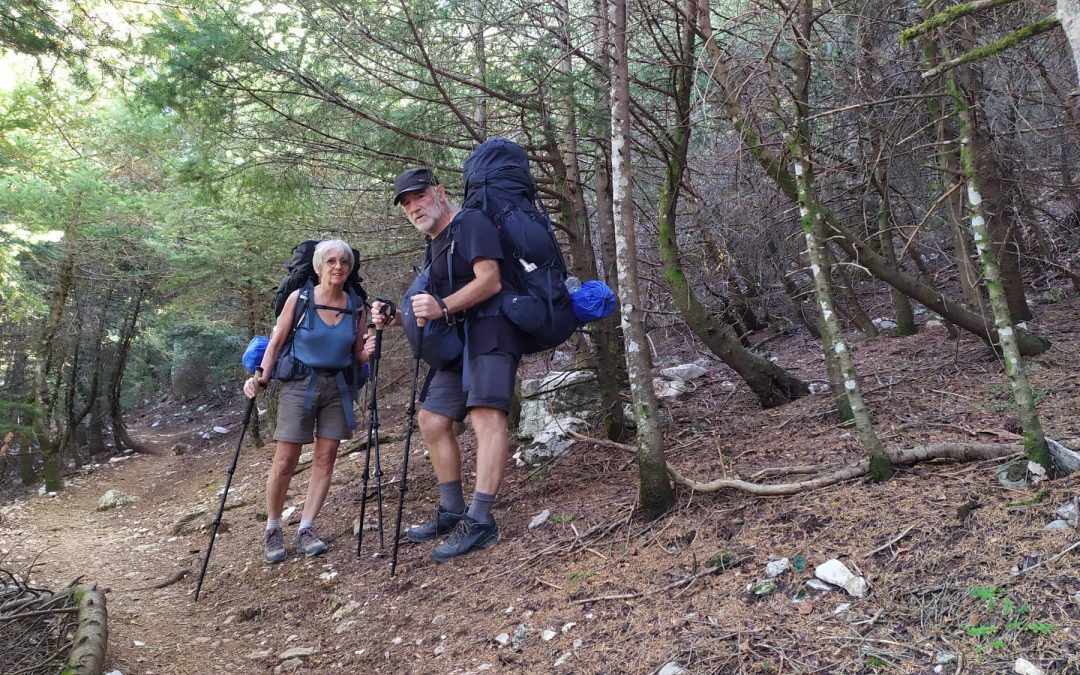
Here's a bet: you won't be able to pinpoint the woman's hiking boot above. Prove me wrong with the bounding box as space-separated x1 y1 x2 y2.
294 526 328 557
431 515 500 563
264 527 287 564
406 505 466 543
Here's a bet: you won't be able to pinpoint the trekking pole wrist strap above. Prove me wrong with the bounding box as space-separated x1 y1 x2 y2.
433 295 454 325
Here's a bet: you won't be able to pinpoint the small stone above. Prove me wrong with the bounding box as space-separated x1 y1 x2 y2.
833 602 852 615
808 382 830 394
170 443 191 456
212 426 229 434
660 364 707 382
871 317 897 330
246 650 272 660
98 490 138 510
752 579 777 596
133 640 145 647
541 628 557 641
392 636 402 645
561 622 576 633
1044 520 1072 531
806 579 833 593
935 652 956 665
554 652 572 667
431 613 447 625
658 663 689 675
766 558 791 578
512 624 530 648
815 559 868 598
1055 503 1078 526
278 646 316 659
529 510 551 529
925 319 944 330
653 378 688 398
1014 658 1044 675
494 633 510 647
277 658 303 673
433 645 445 656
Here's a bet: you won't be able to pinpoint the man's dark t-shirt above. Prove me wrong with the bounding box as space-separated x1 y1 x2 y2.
424 208 522 361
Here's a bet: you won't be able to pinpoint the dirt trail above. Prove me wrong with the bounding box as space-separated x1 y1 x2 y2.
1 403 274 674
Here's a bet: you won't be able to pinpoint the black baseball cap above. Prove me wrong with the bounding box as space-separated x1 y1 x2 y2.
392 167 439 205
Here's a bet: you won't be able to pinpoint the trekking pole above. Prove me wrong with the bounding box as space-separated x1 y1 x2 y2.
195 396 256 601
390 317 424 577
357 318 385 555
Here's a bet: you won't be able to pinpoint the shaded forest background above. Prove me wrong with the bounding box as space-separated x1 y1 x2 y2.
1 0 1079 496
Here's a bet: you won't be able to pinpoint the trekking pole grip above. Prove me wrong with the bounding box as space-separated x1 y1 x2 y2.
416 317 427 327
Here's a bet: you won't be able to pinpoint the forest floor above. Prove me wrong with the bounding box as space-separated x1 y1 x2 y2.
2 298 1080 675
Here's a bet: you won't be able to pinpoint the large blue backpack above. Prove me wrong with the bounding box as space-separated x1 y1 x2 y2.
462 138 580 354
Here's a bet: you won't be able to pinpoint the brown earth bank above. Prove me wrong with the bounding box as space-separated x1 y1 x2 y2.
2 298 1080 674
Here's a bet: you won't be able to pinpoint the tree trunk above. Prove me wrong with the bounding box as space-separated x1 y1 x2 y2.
949 78 1051 471
789 0 890 480
1059 0 1080 80
109 289 149 454
33 216 78 492
869 172 916 336
694 5 1050 355
655 0 807 409
610 0 674 520
956 64 1032 322
590 0 630 441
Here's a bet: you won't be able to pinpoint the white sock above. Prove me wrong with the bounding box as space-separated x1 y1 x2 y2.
266 518 281 532
299 519 314 530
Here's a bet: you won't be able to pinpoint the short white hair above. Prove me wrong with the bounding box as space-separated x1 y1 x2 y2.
313 239 353 273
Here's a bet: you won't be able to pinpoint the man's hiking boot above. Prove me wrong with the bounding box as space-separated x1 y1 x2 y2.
431 515 500 563
264 527 287 564
294 526 328 557
406 505 466 543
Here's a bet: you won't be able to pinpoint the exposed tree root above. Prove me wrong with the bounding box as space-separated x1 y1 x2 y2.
568 431 1023 495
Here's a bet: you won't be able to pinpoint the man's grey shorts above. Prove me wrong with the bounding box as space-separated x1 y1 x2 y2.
420 350 519 422
274 374 354 443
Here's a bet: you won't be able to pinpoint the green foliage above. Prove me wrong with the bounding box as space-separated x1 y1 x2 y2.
961 586 1056 653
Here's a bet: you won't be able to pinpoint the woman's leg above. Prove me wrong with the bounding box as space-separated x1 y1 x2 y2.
266 441 303 519
300 437 342 522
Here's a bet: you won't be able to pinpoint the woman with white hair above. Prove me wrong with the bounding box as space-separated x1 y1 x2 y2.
244 239 375 563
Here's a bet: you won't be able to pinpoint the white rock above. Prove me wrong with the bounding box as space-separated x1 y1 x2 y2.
833 602 852 615
105 671 124 675
658 663 688 675
925 319 945 330
935 652 956 665
871 317 897 330
814 559 867 598
554 652 572 667
133 640 145 647
109 456 131 464
494 633 510 647
529 510 551 529
541 628 557 641
38 485 47 496
1055 503 1078 526
1014 658 1044 675
433 645 445 656
277 658 303 672
1027 461 1047 482
281 506 296 520
97 490 138 510
808 382 830 394
213 426 229 434
246 650 272 660
1044 520 1072 531
653 378 688 398
561 622 576 633
660 364 707 382
766 558 791 578
278 647 316 659
299 451 313 464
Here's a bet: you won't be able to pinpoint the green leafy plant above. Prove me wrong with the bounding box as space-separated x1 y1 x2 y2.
550 513 576 523
961 586 1056 652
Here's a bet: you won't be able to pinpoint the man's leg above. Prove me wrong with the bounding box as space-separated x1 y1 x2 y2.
467 406 509 523
406 406 468 543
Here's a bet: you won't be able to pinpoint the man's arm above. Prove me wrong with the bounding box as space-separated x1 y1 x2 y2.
411 258 501 323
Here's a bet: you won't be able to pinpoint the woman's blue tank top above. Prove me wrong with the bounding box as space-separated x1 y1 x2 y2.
293 292 355 370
